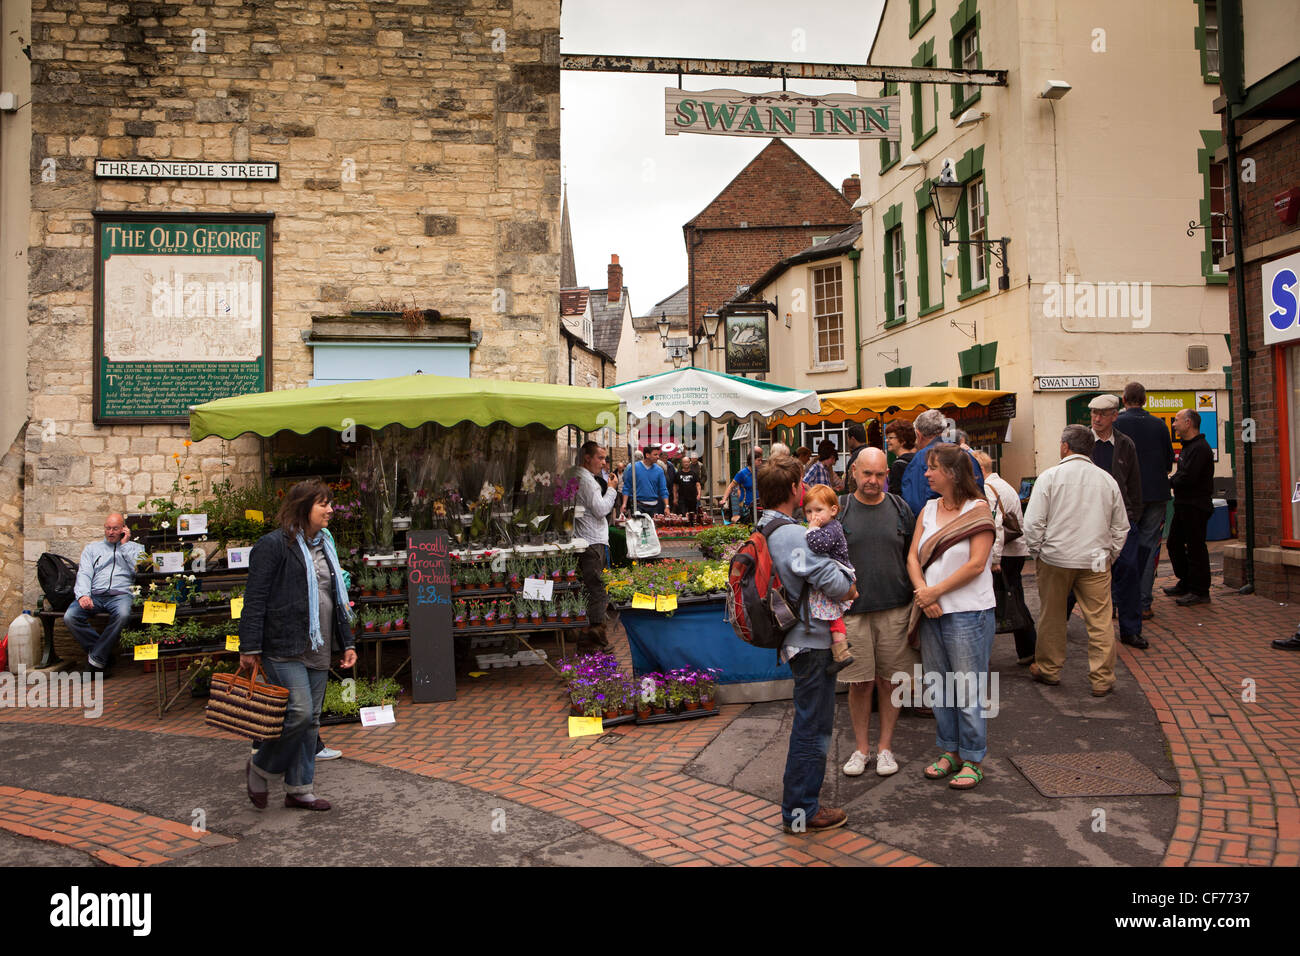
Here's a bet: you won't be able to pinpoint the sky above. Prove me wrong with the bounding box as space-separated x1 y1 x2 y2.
560 0 886 313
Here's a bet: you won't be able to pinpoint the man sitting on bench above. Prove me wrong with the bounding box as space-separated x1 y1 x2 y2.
63 512 145 676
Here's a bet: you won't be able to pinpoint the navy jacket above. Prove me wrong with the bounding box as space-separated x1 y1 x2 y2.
1114 407 1173 503
238 530 355 659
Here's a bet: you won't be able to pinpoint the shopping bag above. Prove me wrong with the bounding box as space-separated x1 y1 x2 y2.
205 660 290 741
624 514 662 559
993 570 1031 634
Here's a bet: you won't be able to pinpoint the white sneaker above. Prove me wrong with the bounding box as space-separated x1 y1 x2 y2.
843 750 871 776
876 749 899 776
315 746 342 761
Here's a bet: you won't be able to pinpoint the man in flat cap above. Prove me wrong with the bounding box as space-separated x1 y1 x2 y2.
1080 394 1148 649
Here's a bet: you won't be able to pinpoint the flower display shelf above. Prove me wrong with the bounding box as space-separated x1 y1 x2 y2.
355 628 411 642
320 712 362 726
599 713 637 728
351 593 413 604
453 619 587 634
450 538 588 561
634 704 721 725
449 582 582 600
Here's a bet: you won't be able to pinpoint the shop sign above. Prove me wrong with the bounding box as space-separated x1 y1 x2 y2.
1263 251 1300 345
1037 376 1099 390
666 89 900 140
724 312 770 374
1147 390 1219 462
407 530 454 703
95 160 279 181
93 212 272 423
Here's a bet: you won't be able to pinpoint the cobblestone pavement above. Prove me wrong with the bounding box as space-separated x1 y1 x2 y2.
1 547 1297 867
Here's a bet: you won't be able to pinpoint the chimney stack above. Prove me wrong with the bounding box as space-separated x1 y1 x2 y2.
842 174 861 204
607 254 622 304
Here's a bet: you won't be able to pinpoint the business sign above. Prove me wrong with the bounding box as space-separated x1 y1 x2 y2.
1263 251 1300 345
666 89 900 140
1036 376 1100 390
724 312 770 374
93 212 272 423
95 160 279 181
1147 390 1219 463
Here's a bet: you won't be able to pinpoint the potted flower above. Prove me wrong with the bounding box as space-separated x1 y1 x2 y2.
483 602 497 627
451 567 464 594
563 552 578 582
549 556 563 583
378 608 393 634
454 600 467 630
544 600 559 624
529 601 543 627
392 605 406 631
487 553 505 589
360 607 377 633
506 558 522 590
497 598 514 628
698 668 720 710
558 594 571 625
575 597 588 624
388 568 406 596
467 601 481 628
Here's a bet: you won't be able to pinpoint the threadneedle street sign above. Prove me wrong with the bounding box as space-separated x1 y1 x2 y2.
666 89 900 140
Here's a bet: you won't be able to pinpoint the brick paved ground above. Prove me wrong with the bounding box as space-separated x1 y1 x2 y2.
3 545 1298 867
0 786 235 866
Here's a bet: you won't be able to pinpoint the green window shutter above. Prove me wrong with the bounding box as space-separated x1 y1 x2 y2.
929 380 948 387
957 344 981 377
1197 129 1229 285
979 341 997 372
909 0 935 37
879 82 901 172
885 366 913 388
949 0 982 116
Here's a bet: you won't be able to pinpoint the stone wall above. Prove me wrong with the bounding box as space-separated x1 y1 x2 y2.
24 0 561 607
0 426 26 627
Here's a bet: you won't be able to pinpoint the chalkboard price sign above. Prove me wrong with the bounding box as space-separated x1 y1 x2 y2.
406 530 455 703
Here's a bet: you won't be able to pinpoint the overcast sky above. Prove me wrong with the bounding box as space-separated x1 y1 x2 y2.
560 0 885 312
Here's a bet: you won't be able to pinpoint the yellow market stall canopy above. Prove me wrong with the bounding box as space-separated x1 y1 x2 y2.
768 386 1016 428
189 373 622 440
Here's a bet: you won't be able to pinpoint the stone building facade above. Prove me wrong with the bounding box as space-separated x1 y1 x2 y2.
5 0 561 619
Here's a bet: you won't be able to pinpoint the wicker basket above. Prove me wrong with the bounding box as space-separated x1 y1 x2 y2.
204 663 290 741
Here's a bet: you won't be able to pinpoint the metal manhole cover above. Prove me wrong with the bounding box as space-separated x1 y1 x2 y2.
1009 751 1176 798
595 732 625 745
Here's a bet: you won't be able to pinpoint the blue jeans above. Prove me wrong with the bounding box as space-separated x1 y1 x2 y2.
1112 526 1149 637
781 647 838 825
251 658 327 795
920 608 994 763
1136 501 1167 612
63 593 133 667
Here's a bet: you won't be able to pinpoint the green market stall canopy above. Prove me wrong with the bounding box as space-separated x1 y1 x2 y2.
189 373 622 440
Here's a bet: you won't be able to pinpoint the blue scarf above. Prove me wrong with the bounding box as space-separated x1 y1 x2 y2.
296 529 354 651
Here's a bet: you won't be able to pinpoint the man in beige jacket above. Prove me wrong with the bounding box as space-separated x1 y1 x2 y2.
1022 425 1131 697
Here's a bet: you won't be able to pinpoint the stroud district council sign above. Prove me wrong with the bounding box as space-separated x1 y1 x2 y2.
665 89 900 140
94 160 279 181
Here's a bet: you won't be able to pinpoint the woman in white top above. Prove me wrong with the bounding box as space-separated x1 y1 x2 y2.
906 443 996 791
972 450 1037 666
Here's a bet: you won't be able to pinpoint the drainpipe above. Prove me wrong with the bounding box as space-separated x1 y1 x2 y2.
1224 103 1254 593
847 249 863 389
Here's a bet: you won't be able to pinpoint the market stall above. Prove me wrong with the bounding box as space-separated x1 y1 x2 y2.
188 372 622 703
767 385 1017 445
607 368 820 697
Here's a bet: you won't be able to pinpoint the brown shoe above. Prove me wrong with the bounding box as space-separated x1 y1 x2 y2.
1091 683 1115 698
1029 663 1060 686
285 794 331 811
1141 609 1154 620
783 806 848 834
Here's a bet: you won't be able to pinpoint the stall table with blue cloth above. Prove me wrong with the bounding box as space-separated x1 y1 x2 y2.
618 596 793 702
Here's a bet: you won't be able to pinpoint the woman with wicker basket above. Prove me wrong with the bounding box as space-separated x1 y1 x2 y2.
239 480 357 811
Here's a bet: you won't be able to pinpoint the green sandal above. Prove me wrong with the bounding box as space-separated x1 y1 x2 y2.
949 761 984 790
923 753 960 780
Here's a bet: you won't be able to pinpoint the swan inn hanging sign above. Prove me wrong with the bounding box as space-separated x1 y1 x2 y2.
666 89 900 140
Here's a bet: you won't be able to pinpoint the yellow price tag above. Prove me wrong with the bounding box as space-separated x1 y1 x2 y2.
225 635 240 652
631 593 656 610
244 509 264 522
141 601 176 625
230 596 244 619
567 716 604 738
133 643 159 661
656 594 678 613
